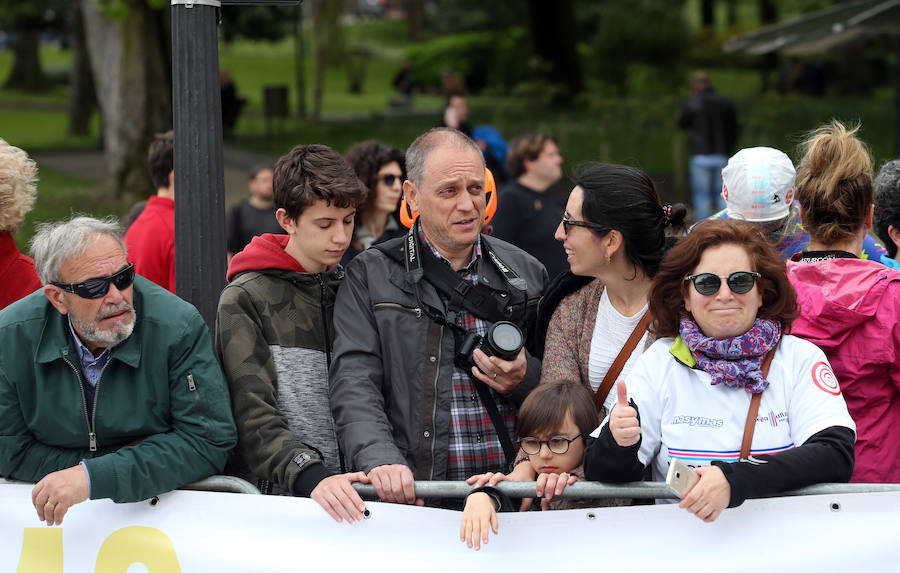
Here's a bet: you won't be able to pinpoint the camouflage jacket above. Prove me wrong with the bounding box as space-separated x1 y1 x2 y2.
215 265 343 496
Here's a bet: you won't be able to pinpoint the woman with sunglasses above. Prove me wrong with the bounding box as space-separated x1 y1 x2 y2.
585 219 855 522
341 140 407 265
786 121 900 483
535 163 686 417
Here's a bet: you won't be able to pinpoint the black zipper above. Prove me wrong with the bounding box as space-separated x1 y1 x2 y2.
428 325 442 480
373 301 423 318
187 372 210 438
317 272 345 473
316 273 333 368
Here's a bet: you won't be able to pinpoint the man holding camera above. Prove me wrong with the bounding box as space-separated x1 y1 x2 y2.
330 128 547 504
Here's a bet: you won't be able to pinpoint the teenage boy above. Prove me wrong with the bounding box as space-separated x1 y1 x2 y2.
215 144 370 523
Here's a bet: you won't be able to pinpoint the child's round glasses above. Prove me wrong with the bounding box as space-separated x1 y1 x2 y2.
520 435 583 455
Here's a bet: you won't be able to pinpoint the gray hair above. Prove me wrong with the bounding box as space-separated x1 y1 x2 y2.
405 128 484 188
874 159 900 258
29 216 127 284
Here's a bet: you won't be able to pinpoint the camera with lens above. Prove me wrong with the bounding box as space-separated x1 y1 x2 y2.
454 321 524 373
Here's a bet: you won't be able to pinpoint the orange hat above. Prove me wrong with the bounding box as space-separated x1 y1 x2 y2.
400 168 498 228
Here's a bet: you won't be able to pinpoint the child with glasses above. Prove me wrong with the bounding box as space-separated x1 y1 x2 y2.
459 382 602 550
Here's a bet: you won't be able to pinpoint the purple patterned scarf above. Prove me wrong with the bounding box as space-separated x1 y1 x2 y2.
678 315 781 394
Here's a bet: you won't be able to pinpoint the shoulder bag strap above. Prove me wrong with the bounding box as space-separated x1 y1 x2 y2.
593 309 653 412
739 343 778 460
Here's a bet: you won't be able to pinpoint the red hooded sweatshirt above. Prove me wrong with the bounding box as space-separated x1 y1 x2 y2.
226 233 305 282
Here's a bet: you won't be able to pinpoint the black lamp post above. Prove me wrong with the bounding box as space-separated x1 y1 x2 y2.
170 0 302 332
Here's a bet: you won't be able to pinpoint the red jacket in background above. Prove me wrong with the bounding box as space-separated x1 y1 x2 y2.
124 195 175 292
0 230 42 310
787 258 900 483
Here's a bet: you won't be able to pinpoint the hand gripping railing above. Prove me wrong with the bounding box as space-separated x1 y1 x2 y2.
1 475 261 495
351 481 900 500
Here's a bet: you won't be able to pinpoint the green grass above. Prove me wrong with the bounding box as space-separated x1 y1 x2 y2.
0 107 101 151
218 18 436 116
14 165 123 251
0 45 73 105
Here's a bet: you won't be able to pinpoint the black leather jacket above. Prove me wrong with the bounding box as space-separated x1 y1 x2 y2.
329 234 547 479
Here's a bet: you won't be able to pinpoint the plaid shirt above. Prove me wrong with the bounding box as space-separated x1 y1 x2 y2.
419 230 517 481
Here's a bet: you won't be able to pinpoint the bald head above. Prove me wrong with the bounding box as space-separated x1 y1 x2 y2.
405 128 484 188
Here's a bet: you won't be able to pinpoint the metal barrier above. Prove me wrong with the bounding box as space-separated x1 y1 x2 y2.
1 475 260 495
352 481 900 500
180 475 261 495
8 474 898 499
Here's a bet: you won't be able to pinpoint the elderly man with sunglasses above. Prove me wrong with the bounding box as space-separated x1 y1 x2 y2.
0 216 236 526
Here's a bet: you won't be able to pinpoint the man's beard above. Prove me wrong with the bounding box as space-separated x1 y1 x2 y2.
71 301 136 349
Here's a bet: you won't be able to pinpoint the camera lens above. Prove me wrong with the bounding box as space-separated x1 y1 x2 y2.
484 321 523 360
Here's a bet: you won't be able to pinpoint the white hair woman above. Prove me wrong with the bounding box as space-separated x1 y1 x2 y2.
0 138 41 309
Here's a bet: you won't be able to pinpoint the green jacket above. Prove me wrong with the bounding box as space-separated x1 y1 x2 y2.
0 277 237 503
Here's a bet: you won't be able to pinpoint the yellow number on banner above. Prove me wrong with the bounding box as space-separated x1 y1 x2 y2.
17 528 63 573
94 526 181 573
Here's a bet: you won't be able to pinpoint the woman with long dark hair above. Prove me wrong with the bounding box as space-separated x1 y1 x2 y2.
538 163 687 416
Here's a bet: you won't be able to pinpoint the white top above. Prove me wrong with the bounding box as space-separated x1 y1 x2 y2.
588 288 650 413
594 335 856 486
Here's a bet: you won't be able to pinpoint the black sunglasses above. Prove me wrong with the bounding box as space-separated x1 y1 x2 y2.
519 434 583 456
685 271 760 296
381 174 402 187
561 216 611 235
51 263 136 299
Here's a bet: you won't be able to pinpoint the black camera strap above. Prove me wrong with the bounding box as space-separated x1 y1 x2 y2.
399 220 526 324
472 375 517 471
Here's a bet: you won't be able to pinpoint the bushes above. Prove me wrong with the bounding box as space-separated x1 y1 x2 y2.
587 0 690 96
404 28 529 94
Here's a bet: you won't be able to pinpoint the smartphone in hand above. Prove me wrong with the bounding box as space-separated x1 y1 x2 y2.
666 458 699 498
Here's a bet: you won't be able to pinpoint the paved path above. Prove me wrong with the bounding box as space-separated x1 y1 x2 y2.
32 145 279 209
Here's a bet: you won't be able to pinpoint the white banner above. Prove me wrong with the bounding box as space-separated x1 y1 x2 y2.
2 484 898 572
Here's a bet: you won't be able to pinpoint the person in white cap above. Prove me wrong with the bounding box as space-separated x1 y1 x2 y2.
701 146 890 262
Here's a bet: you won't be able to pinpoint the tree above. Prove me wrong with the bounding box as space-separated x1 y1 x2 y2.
80 0 172 201
701 0 715 29
590 0 688 96
759 0 778 93
0 1 66 91
405 0 424 42
67 1 97 136
294 4 308 118
309 0 344 120
527 0 583 98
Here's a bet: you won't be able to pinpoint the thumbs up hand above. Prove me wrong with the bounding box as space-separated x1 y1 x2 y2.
610 382 641 447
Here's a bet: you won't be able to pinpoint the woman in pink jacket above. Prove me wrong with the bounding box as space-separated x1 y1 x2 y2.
787 120 900 483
